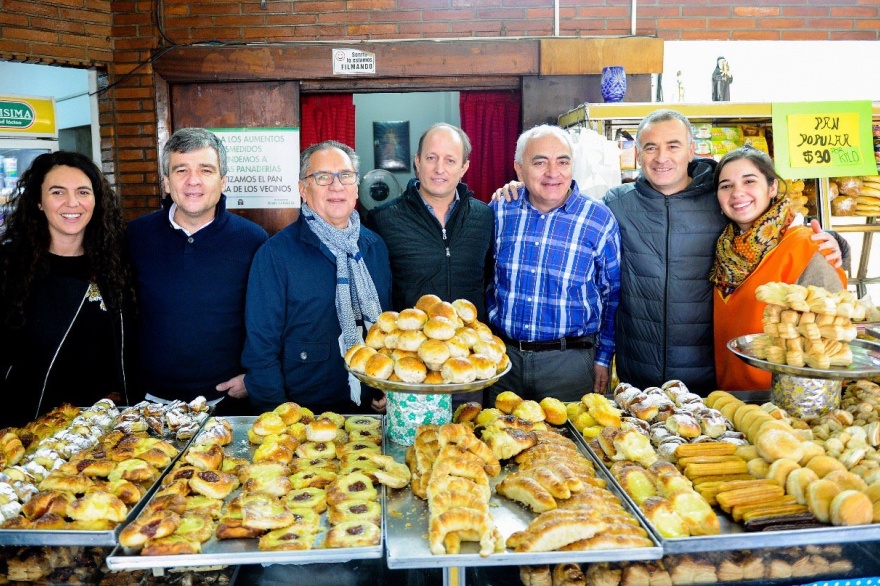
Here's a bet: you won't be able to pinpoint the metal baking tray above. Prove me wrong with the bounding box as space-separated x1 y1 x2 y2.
728 334 880 380
384 429 662 569
0 409 204 547
347 362 511 395
571 423 880 554
105 415 384 570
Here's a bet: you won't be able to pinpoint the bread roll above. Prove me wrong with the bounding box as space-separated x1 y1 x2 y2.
473 339 503 362
423 316 456 341
364 324 387 349
418 338 451 371
806 478 841 523
452 299 477 324
397 308 428 331
428 301 458 321
397 329 427 352
441 356 476 384
469 353 497 380
376 311 399 333
424 371 445 384
364 353 394 380
415 294 442 314
445 335 470 358
348 346 378 374
806 455 847 478
394 356 427 384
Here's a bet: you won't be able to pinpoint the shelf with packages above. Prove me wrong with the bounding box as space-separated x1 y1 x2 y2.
558 101 880 299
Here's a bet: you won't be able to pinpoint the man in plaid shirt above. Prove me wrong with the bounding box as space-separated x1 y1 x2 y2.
487 125 621 404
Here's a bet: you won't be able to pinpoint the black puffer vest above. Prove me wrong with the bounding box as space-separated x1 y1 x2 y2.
604 159 726 394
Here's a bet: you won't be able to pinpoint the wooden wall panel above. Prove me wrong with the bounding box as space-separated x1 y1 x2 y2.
169 81 300 234
539 38 664 75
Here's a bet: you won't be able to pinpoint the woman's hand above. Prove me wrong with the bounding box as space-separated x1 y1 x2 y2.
491 181 524 203
810 219 843 269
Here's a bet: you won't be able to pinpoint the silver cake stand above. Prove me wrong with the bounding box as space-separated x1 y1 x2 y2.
727 334 880 418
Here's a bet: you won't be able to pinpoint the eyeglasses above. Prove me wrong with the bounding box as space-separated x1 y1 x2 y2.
301 171 359 186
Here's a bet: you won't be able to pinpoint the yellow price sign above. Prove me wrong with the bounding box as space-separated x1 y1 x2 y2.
772 101 876 180
787 112 861 168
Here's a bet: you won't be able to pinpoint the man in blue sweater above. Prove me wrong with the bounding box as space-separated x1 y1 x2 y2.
126 128 268 413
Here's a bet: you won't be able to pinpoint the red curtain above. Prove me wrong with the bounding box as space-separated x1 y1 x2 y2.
459 91 521 203
300 94 356 149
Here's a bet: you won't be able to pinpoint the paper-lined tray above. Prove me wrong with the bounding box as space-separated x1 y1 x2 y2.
105 415 384 570
384 428 662 569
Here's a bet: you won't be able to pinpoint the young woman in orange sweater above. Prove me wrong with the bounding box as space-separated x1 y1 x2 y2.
711 147 847 391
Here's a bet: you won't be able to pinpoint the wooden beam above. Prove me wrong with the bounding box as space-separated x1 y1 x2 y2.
540 37 664 75
154 40 541 83
301 76 520 93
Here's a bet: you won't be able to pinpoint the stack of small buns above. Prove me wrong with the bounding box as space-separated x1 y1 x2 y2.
345 294 508 385
754 282 859 369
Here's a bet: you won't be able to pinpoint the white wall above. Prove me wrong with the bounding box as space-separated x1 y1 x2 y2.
662 41 880 104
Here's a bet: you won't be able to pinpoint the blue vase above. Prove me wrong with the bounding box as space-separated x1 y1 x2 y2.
601 66 627 102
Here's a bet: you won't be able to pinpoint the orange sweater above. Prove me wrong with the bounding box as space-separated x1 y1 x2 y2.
713 226 847 392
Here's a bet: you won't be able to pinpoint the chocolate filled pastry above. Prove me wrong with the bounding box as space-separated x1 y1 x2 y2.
344 416 381 434
328 498 382 526
119 510 182 548
295 440 337 460
258 525 317 551
327 472 378 505
326 519 381 548
348 427 382 445
66 490 128 523
289 457 338 474
188 470 240 500
337 441 381 459
285 487 329 513
58 458 115 478
289 469 337 490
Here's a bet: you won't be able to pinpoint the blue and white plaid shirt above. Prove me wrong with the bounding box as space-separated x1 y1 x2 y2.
487 181 621 367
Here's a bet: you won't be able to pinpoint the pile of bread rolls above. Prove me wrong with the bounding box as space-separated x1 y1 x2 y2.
345 294 509 385
754 282 860 369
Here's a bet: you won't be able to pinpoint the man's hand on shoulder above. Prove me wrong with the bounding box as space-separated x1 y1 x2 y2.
216 374 248 399
810 219 843 269
491 181 524 203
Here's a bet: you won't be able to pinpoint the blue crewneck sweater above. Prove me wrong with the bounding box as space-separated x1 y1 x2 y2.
126 195 268 401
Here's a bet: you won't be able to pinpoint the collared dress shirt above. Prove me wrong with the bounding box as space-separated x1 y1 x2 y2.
487 181 621 367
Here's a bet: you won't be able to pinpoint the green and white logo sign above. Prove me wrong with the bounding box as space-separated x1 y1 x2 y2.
0 101 35 129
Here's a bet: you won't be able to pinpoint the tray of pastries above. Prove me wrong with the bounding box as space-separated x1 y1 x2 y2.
579 381 880 555
0 397 208 546
106 407 392 570
384 396 662 569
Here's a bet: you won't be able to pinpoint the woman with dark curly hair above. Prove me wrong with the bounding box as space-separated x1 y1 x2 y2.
0 151 135 427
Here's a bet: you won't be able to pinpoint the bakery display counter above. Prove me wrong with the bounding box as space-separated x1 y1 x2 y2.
105 416 384 571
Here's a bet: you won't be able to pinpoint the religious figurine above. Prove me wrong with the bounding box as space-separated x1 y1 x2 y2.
676 70 685 102
712 57 732 102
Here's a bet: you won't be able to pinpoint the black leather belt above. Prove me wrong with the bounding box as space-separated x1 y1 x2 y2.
503 335 594 352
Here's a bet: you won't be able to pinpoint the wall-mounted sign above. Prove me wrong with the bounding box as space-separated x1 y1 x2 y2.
0 94 57 138
772 100 876 179
332 48 376 75
209 127 300 209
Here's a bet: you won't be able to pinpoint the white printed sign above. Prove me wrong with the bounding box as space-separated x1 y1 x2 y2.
210 127 300 209
332 48 376 75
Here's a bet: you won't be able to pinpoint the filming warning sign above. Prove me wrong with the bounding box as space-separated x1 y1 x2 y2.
332 48 376 75
210 127 300 209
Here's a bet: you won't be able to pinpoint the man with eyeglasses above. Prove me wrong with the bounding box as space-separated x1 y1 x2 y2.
243 140 391 414
126 127 269 414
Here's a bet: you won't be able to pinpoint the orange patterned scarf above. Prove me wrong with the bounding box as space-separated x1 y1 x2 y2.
710 196 794 297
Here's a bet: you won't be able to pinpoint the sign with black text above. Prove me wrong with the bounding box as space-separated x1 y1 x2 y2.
332 48 376 75
210 127 300 209
772 101 876 179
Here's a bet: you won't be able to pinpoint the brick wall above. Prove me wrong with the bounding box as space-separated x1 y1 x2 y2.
1 0 878 216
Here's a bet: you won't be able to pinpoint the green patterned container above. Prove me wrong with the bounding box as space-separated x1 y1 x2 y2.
386 391 452 446
771 373 841 419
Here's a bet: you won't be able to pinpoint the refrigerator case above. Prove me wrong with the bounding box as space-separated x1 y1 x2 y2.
0 94 60 231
